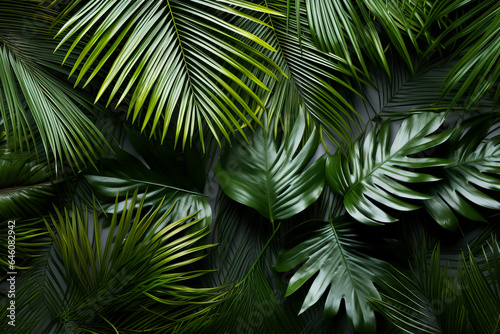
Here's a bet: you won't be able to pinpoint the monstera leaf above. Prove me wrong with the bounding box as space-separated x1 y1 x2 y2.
215 111 325 224
275 217 385 334
326 112 453 225
424 117 500 230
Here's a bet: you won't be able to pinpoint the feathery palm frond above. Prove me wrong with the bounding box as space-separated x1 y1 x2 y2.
264 0 365 145
86 126 211 229
0 217 50 271
1 190 219 333
436 0 500 109
0 0 108 171
374 245 470 334
53 0 284 148
459 236 500 334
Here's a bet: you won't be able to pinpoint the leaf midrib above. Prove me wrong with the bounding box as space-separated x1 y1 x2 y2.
328 220 356 288
0 182 52 196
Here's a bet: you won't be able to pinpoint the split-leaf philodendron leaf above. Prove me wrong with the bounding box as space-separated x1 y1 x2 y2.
275 217 385 334
326 112 453 225
215 111 325 223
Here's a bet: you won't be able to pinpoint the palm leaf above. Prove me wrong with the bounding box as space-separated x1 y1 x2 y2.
275 216 386 334
86 126 211 230
200 192 354 333
373 245 470 334
459 236 500 334
2 190 219 333
436 0 500 109
54 0 284 148
326 112 453 225
424 116 500 230
0 1 107 170
0 217 51 271
215 110 325 225
0 152 55 221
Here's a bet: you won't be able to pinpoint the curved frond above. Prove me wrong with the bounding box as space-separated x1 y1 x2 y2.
0 1 107 170
54 0 283 148
326 112 452 225
424 117 500 230
215 111 325 223
4 190 219 333
86 127 211 229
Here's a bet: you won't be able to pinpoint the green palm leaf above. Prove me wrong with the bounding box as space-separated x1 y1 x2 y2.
436 0 500 109
459 237 500 334
2 190 219 333
266 0 364 144
0 1 107 170
0 217 50 270
374 245 470 334
215 111 325 224
302 0 415 79
54 0 283 148
86 127 211 229
275 217 385 334
326 112 453 225
424 117 500 230
0 152 55 221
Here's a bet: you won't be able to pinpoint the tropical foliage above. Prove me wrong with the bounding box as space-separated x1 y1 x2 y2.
1 0 500 333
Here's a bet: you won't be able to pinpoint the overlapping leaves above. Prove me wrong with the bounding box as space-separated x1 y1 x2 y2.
424 117 500 230
54 0 284 147
0 1 107 170
1 191 218 333
86 127 211 229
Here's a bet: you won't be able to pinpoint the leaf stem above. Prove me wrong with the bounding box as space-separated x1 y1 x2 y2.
237 221 281 286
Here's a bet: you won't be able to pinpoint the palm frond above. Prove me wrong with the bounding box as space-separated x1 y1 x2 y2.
436 0 500 109
0 152 55 221
0 1 108 170
264 0 366 145
275 216 386 334
374 245 470 334
86 126 211 230
54 0 284 148
459 236 500 333
2 190 219 333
